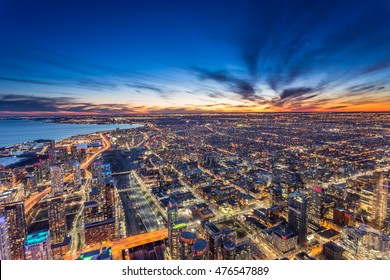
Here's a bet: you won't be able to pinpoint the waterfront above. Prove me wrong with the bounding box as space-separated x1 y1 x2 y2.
0 120 141 148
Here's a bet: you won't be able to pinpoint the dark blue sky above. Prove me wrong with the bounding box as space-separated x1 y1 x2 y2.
1 0 390 114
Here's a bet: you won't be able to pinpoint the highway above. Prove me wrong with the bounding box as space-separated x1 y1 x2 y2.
69 171 91 253
64 228 168 260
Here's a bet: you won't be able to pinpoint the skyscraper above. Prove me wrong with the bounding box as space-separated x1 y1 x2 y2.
372 173 390 231
272 185 284 206
192 238 208 260
73 161 82 187
221 240 236 260
204 222 222 260
167 200 185 260
103 183 115 219
48 140 56 163
288 190 308 246
168 200 178 226
50 166 65 195
47 195 67 245
179 231 197 260
0 216 11 260
24 230 52 260
308 186 325 224
2 201 26 260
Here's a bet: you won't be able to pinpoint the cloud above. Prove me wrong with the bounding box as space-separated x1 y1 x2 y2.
191 67 261 101
0 76 58 86
326 105 349 110
0 94 135 114
280 87 314 99
126 83 163 93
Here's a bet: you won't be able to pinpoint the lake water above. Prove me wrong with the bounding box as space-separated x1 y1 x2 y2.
0 120 141 148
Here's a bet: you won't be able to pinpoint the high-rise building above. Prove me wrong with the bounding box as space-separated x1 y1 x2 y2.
179 231 197 260
103 183 115 219
308 186 325 224
272 185 284 205
50 166 65 195
372 173 390 231
24 230 52 260
168 201 178 226
167 200 178 259
73 161 82 187
47 195 67 245
341 225 390 259
204 222 222 260
288 190 308 246
91 161 104 187
48 140 56 162
360 187 375 219
23 174 38 196
2 201 26 260
84 218 116 246
0 216 11 260
192 238 208 260
166 200 188 260
333 207 355 226
168 222 186 260
322 241 344 260
221 240 236 260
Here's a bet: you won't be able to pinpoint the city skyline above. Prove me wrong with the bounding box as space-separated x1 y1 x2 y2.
1 113 390 260
1 0 390 115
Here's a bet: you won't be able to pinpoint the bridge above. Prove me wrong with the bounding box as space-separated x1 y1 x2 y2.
111 170 132 176
64 228 168 260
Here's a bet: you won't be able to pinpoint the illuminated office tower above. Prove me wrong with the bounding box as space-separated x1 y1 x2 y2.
288 190 308 245
372 173 390 231
179 231 197 260
169 222 187 260
91 161 103 187
308 186 325 224
24 230 52 260
103 183 115 219
2 201 26 260
73 161 82 187
50 166 65 195
47 195 67 245
0 216 11 260
192 238 208 260
167 201 187 260
205 222 222 260
168 201 178 226
167 201 178 258
221 240 236 260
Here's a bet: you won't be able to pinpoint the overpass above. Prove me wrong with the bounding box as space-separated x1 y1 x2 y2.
64 228 168 260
